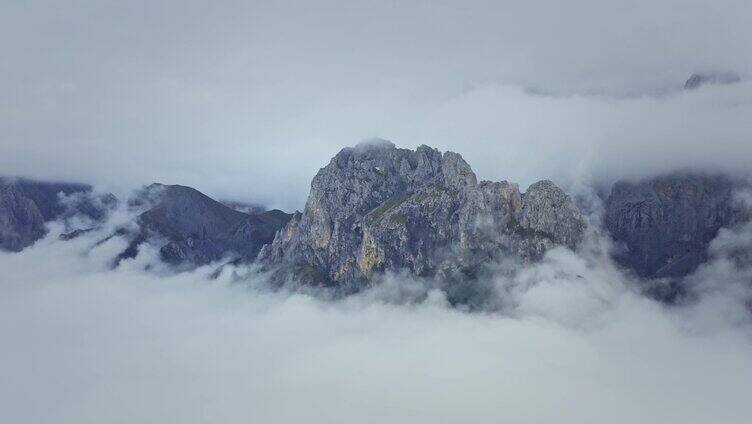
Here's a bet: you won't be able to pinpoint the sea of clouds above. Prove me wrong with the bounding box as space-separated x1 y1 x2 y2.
2 193 752 423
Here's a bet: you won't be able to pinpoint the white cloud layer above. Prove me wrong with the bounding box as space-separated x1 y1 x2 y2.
2 210 752 423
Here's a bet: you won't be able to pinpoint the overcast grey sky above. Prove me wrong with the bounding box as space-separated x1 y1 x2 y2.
2 0 751 210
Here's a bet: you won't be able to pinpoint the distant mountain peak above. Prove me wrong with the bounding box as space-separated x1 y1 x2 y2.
684 71 741 90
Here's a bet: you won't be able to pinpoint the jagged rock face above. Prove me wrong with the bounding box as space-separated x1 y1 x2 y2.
126 184 292 265
521 180 586 249
260 141 586 294
0 178 115 251
0 184 46 251
605 173 747 278
260 141 448 288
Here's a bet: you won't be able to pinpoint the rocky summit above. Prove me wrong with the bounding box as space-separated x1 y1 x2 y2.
259 140 586 297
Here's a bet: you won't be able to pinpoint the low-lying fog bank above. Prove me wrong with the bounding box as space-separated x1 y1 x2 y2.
2 217 752 424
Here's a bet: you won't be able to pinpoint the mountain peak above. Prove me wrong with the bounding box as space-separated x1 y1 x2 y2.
260 142 585 302
684 71 741 90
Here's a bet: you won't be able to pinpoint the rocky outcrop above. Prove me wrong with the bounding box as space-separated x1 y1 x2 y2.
259 141 586 297
0 177 115 251
120 184 292 266
605 173 749 279
684 72 741 90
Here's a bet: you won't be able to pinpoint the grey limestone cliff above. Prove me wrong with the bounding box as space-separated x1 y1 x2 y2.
259 140 586 297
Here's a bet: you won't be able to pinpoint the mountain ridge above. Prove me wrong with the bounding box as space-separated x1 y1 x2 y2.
2 143 750 305
257 141 586 302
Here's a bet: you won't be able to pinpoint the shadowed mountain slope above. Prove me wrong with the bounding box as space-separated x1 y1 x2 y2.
605 173 749 279
120 183 292 266
0 177 115 251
